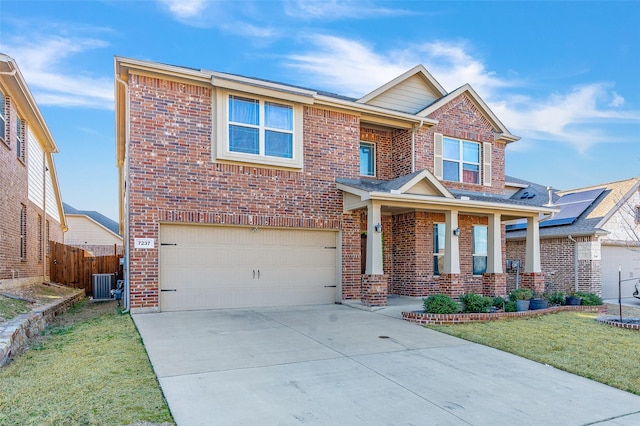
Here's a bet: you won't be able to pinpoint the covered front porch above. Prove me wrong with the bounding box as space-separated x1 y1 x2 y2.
338 170 557 307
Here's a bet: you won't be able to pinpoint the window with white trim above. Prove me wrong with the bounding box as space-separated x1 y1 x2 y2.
433 223 445 276
443 137 480 184
360 141 375 177
216 90 303 169
472 225 488 275
0 92 6 144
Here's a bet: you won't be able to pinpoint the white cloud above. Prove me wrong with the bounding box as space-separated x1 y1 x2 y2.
285 35 639 152
158 0 208 19
284 0 413 20
610 91 625 107
1 34 113 109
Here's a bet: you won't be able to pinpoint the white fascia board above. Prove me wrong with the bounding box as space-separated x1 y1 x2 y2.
367 191 559 215
211 76 315 104
358 64 447 103
336 183 372 200
315 94 438 128
115 56 211 83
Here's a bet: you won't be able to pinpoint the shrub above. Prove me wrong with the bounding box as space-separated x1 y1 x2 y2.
491 296 506 309
574 291 603 306
504 301 517 312
508 288 533 301
460 293 493 313
423 294 459 314
546 291 565 306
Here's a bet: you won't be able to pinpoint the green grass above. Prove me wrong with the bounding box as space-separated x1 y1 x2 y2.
429 311 640 395
0 302 174 425
0 296 31 321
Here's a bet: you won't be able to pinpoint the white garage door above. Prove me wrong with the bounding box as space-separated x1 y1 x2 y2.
601 246 640 299
159 225 338 311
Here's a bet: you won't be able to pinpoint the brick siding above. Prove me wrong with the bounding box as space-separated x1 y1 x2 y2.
124 72 512 310
0 94 63 282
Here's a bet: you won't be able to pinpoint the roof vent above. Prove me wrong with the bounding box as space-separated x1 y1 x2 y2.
544 186 555 207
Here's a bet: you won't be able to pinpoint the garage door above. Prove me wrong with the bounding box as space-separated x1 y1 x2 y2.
159 225 338 311
601 246 640 299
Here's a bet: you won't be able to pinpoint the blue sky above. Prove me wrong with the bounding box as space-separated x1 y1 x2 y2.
1 1 638 222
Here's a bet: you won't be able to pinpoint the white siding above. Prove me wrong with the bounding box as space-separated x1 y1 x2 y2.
365 75 439 114
64 216 122 246
601 189 640 243
27 129 59 220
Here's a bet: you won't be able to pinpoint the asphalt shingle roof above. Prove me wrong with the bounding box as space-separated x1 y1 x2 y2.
63 203 120 235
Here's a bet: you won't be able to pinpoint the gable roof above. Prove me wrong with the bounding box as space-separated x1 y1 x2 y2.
357 65 448 114
505 176 640 239
418 84 519 143
0 53 67 231
63 203 121 236
337 169 454 199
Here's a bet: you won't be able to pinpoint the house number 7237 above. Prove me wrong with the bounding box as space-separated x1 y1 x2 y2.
134 238 155 249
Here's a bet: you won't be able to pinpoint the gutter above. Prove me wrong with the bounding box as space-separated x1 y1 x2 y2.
115 73 131 312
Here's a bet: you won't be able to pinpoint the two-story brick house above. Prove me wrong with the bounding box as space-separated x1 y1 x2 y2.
0 54 66 288
115 57 554 313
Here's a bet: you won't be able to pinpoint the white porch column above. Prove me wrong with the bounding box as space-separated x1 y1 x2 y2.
486 213 503 273
525 215 542 273
444 210 460 274
366 201 384 275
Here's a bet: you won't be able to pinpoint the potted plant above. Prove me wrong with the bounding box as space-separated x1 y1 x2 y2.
565 292 582 306
509 288 533 311
529 293 549 310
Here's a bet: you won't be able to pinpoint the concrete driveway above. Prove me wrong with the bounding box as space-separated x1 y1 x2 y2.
133 302 640 425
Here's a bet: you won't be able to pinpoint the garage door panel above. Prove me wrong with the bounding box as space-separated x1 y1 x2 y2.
159 225 338 311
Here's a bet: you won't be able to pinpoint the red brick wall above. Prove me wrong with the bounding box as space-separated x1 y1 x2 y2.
392 129 412 178
0 94 63 281
505 236 602 295
126 75 364 310
417 93 506 195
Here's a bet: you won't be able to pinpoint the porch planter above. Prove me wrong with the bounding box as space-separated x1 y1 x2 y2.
516 300 530 312
529 298 548 310
566 296 582 306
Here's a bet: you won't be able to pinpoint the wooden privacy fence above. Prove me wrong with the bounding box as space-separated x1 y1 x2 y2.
50 241 123 296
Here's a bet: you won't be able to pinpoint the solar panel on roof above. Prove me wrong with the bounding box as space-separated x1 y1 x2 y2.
539 187 605 228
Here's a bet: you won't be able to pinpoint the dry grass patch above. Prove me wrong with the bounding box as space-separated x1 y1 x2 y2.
429 311 640 395
0 300 174 425
0 296 31 321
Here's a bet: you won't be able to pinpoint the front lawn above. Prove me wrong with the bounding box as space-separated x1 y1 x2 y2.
0 300 174 425
429 310 640 395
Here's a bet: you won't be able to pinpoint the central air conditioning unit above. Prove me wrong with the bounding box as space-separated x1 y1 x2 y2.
92 273 115 300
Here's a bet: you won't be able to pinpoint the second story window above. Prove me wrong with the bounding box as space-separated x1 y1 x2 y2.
0 92 6 144
443 137 480 184
229 95 293 159
360 142 375 177
215 89 304 169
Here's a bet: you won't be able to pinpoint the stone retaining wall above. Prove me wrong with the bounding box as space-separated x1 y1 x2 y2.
0 289 85 366
402 305 607 325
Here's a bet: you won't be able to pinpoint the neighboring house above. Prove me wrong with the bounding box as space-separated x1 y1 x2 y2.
505 176 640 298
63 203 123 256
115 57 554 313
0 54 66 287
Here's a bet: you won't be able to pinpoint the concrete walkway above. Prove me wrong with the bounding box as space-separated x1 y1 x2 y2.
133 300 640 425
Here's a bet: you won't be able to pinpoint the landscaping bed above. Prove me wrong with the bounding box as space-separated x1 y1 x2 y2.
403 304 606 325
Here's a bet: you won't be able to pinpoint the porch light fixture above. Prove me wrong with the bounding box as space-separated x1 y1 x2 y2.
453 228 460 236
374 223 382 233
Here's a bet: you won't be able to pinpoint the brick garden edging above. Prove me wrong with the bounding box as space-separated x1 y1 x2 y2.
402 305 607 325
0 289 85 366
596 316 640 331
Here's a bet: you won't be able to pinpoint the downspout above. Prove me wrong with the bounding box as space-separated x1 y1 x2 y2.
411 119 424 173
42 153 47 284
116 75 131 313
568 235 578 292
